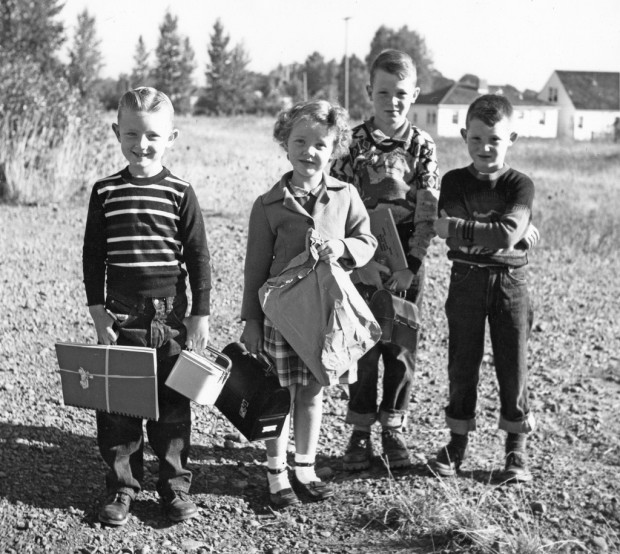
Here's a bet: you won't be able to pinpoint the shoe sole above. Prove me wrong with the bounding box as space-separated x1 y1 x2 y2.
385 457 411 470
434 462 458 477
502 470 533 483
98 515 129 526
166 511 199 522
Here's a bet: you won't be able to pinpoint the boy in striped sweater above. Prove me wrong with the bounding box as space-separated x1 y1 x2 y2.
83 87 210 525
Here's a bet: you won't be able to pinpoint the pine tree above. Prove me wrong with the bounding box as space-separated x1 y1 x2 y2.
204 19 231 115
67 9 103 98
130 35 151 88
0 0 65 71
153 11 195 114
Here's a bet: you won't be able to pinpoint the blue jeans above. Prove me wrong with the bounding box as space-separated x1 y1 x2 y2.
346 265 425 429
96 290 192 498
444 263 535 434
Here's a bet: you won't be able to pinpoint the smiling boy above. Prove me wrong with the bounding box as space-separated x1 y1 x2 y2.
331 49 439 471
83 87 210 524
432 93 538 482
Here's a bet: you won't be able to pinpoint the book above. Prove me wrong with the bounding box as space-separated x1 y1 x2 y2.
165 347 231 406
369 208 408 272
55 343 159 420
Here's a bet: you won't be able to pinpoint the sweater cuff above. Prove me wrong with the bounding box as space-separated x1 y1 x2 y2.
406 255 422 274
190 288 211 316
452 218 475 242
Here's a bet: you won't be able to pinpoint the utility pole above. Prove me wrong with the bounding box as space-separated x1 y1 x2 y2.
344 16 351 111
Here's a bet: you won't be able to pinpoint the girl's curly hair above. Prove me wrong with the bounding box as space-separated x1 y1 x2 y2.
273 100 351 159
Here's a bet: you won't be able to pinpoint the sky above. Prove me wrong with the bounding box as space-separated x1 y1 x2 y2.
60 0 620 93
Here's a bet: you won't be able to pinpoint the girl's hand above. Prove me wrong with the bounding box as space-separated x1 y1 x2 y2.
317 239 345 262
355 260 391 289
184 315 209 351
384 268 414 292
240 319 264 355
88 305 118 345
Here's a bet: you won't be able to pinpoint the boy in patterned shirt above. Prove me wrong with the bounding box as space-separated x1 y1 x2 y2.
331 49 439 470
433 94 538 482
83 87 210 524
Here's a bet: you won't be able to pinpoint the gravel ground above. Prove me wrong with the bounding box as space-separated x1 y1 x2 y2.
1 204 619 554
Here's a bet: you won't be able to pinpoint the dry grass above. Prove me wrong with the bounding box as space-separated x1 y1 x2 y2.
361 468 585 553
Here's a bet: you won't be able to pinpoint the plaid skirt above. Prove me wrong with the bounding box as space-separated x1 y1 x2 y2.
263 317 318 387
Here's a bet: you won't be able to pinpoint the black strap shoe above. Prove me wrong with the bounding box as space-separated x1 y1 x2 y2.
161 490 198 522
292 463 334 501
98 492 132 526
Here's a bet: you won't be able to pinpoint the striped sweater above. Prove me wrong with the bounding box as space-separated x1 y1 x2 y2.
83 167 211 315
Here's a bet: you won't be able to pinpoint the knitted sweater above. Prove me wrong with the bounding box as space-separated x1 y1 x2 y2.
330 118 440 272
83 167 211 314
439 165 534 267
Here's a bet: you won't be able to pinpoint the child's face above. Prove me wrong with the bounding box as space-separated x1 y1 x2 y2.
112 109 178 178
286 120 336 183
460 117 518 174
367 69 420 134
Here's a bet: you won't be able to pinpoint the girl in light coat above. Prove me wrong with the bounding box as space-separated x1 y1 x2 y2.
240 100 376 508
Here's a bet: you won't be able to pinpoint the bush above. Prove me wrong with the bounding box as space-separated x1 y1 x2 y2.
0 53 117 204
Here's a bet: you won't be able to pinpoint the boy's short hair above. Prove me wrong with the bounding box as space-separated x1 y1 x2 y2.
117 87 174 122
273 100 352 159
369 49 417 86
466 94 513 127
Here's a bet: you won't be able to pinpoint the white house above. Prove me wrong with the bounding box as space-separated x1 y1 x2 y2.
411 75 559 139
538 70 620 140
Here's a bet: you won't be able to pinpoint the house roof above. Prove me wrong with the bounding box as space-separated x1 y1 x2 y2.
417 81 552 108
555 71 620 110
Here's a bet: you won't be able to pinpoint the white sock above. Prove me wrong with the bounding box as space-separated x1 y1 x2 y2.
294 454 317 484
267 456 289 494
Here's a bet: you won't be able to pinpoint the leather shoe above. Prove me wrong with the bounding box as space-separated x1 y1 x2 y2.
161 490 198 522
269 487 301 509
98 492 132 526
292 474 334 501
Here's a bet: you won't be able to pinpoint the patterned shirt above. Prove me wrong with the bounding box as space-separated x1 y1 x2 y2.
331 118 440 271
83 167 211 314
439 165 534 267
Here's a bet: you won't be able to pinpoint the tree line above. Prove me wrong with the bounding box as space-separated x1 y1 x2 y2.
1 0 452 121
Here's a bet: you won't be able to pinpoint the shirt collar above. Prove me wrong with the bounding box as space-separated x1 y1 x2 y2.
366 118 412 147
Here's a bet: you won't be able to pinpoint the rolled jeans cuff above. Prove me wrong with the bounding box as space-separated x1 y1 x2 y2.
445 414 477 434
498 412 536 434
378 409 406 429
345 409 377 427
111 486 138 500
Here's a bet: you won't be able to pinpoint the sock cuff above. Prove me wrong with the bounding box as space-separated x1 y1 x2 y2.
267 455 287 471
294 453 315 466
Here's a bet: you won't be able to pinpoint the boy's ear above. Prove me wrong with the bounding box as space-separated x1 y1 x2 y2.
112 122 120 142
460 128 468 141
168 128 179 144
411 87 421 103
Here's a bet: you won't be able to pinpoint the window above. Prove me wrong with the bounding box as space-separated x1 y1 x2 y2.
411 112 418 124
517 111 525 119
539 112 546 125
548 87 558 102
452 111 459 124
427 111 436 125
578 116 583 129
